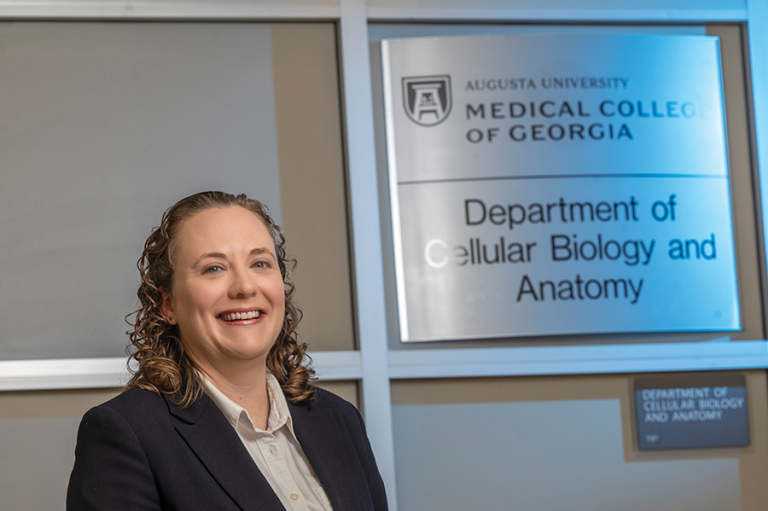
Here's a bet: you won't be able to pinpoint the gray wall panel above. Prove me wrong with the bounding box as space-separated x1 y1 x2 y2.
0 416 81 511
0 23 281 360
393 399 741 511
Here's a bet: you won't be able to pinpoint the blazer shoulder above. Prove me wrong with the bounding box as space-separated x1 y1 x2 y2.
87 387 170 425
308 387 359 415
297 387 368 435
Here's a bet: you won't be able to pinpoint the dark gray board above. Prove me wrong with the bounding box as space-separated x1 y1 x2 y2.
635 375 749 450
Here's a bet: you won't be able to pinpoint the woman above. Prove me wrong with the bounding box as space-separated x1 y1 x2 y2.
67 191 387 511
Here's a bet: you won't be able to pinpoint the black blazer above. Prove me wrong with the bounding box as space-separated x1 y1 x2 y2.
67 387 388 511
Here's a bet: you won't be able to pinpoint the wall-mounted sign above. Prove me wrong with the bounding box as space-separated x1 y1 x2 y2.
634 375 749 450
381 34 740 342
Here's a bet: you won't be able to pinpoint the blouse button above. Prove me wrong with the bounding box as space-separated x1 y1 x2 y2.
290 493 299 501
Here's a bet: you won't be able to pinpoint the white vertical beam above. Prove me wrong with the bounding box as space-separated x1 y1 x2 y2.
748 0 768 337
338 0 398 508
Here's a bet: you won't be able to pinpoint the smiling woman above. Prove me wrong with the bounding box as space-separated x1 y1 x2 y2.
127 192 309 409
159 206 290 422
66 191 388 511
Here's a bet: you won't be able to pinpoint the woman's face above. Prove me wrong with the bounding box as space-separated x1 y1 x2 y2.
160 206 285 372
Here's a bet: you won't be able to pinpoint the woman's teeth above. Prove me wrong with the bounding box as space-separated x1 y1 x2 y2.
221 311 261 321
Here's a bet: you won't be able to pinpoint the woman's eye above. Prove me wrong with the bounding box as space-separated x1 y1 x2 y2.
252 259 272 270
204 265 223 274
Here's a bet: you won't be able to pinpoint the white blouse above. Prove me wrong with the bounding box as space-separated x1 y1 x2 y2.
200 373 333 511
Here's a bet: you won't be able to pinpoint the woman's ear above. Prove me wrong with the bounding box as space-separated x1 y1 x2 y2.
159 287 177 325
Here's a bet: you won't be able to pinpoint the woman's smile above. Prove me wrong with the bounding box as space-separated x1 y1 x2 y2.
218 309 263 322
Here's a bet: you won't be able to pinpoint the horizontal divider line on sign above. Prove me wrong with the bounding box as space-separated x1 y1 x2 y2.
398 173 728 185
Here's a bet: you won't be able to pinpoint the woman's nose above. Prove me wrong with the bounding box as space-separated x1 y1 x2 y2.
228 267 258 298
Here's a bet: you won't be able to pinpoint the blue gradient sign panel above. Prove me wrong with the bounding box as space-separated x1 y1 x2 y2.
381 34 739 342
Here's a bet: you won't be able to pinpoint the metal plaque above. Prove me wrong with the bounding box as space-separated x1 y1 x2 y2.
634 375 749 450
381 34 740 342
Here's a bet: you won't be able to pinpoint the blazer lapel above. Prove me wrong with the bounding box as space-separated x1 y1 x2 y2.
289 402 367 511
164 393 286 511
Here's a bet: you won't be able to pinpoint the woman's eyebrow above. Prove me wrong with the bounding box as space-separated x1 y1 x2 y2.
194 252 226 265
250 247 272 257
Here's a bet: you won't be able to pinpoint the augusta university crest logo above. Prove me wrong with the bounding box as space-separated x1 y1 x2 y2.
402 75 452 126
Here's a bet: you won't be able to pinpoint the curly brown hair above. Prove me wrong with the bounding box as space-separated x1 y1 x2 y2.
125 191 315 407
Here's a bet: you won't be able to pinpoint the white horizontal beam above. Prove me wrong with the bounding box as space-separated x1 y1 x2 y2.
309 350 363 381
0 350 363 391
0 3 745 21
388 339 768 379
367 7 747 22
5 341 767 390
0 357 129 391
0 2 339 19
